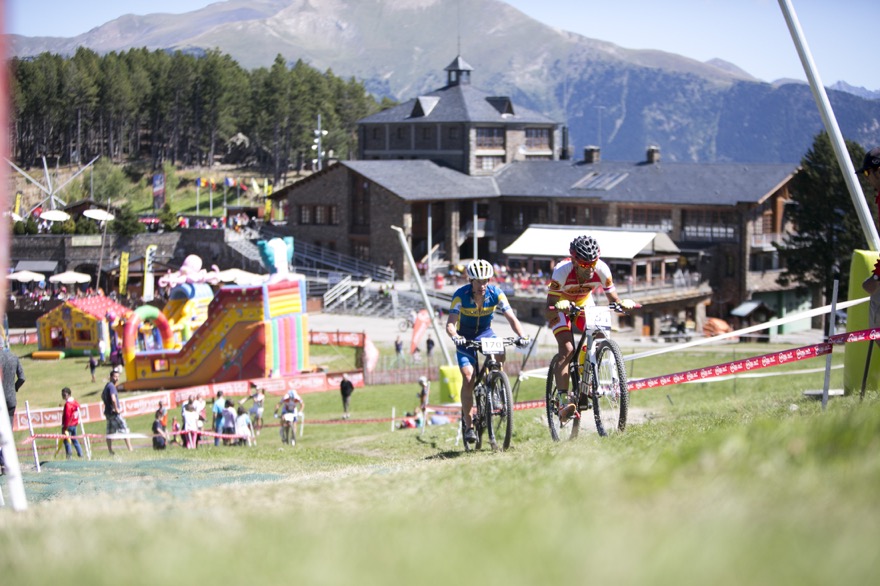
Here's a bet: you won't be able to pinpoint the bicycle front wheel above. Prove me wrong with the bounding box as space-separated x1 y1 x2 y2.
545 355 580 441
398 319 410 332
486 371 513 451
593 339 629 437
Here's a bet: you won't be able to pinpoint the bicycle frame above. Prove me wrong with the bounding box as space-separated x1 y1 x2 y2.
569 307 614 401
461 337 517 451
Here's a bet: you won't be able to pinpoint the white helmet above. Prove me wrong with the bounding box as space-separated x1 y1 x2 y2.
418 376 428 384
465 259 494 280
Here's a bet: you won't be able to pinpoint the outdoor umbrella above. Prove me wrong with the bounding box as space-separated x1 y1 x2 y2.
49 270 92 285
7 270 46 283
83 209 115 222
40 210 70 222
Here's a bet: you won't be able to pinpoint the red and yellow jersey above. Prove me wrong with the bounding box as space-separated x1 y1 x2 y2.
546 257 615 307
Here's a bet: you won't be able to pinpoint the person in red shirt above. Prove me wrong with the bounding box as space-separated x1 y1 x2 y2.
60 387 83 459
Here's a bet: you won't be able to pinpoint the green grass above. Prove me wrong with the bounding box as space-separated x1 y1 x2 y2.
2 340 878 585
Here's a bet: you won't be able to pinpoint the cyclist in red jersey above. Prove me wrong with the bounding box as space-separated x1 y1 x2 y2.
545 235 635 423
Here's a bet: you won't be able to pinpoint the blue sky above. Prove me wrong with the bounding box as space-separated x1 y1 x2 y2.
6 0 877 90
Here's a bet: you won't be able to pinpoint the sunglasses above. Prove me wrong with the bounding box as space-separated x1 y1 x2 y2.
863 168 879 177
575 258 597 269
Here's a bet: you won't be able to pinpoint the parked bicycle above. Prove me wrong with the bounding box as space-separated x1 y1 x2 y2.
460 336 520 452
545 301 637 440
398 317 414 331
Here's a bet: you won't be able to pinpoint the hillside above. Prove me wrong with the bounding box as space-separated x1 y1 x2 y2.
10 0 880 163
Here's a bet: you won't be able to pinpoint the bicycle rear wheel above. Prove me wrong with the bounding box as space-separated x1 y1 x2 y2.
487 371 513 451
593 339 629 437
545 355 580 441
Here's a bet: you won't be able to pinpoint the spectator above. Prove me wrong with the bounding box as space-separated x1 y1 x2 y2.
234 406 255 446
240 381 266 435
182 403 200 449
417 376 430 417
426 333 435 362
394 335 404 366
86 352 98 382
340 373 354 420
60 387 83 459
101 367 132 455
0 347 25 475
211 390 225 447
221 399 236 445
152 409 167 450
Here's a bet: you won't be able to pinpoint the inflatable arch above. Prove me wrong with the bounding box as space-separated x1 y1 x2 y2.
123 305 175 381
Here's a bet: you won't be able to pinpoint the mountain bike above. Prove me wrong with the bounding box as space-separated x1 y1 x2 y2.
545 302 635 440
459 336 519 452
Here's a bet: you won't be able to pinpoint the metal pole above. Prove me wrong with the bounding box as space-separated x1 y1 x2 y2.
778 0 880 251
391 225 454 366
24 401 40 473
822 278 839 410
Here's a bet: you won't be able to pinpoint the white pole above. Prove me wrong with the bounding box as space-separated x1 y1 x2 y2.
0 392 27 510
427 203 433 283
24 401 40 473
391 407 396 432
79 413 92 461
472 200 478 260
777 0 880 251
391 226 455 365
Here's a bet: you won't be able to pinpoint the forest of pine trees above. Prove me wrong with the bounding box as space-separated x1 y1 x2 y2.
10 48 387 185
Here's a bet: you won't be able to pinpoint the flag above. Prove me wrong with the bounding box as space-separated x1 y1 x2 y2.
363 335 380 373
225 177 235 188
251 178 261 194
410 309 433 354
240 182 248 192
119 252 130 295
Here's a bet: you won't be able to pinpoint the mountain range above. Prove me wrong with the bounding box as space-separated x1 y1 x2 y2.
10 0 880 164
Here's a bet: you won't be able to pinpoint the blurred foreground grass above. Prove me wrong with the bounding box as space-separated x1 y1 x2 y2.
2 341 878 585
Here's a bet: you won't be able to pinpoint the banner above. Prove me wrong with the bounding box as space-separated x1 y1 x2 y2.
363 335 380 373
14 191 22 216
410 309 432 354
152 173 166 209
119 251 130 295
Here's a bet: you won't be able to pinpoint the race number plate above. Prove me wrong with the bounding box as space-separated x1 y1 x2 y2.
480 337 505 354
583 307 612 330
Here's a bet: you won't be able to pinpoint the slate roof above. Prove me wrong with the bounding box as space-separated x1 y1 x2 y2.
337 158 796 207
341 160 498 201
358 82 558 125
494 159 797 206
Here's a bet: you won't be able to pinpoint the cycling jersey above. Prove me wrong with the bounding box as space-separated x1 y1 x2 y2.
546 258 615 307
449 283 511 339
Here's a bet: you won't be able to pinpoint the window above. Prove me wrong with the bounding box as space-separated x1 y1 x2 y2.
329 205 339 225
502 203 547 233
74 329 92 342
352 180 370 227
618 208 673 232
525 128 550 149
557 205 605 226
299 205 311 225
315 205 326 225
476 127 505 149
477 156 504 170
352 241 370 261
681 210 737 241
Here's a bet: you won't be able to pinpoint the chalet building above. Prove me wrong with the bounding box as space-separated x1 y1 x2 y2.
276 56 805 334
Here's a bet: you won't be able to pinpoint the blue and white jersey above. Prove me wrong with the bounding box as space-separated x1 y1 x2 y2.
449 283 512 339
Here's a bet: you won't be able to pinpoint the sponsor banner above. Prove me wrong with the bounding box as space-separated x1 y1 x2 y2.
628 342 833 391
309 330 365 347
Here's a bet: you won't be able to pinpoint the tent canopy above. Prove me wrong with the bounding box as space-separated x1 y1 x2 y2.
502 225 680 260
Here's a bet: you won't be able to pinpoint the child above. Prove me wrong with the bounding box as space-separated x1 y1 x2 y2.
152 409 167 450
60 387 83 459
86 353 98 383
235 406 255 446
221 399 237 445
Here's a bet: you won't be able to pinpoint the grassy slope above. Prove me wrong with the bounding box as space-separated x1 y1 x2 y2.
1 342 878 585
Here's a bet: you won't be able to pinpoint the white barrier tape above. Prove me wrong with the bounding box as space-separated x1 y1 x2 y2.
625 296 868 362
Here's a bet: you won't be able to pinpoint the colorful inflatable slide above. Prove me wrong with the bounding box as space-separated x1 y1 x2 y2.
120 276 309 391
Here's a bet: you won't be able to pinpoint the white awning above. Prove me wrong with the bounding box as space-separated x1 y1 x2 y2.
502 225 679 260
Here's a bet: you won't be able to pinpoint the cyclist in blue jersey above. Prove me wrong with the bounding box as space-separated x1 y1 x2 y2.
445 259 530 444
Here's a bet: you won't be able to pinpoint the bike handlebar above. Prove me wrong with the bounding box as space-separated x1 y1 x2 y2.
548 301 642 315
460 336 521 352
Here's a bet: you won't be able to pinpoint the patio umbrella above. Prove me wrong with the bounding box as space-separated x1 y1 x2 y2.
7 270 46 283
83 209 115 222
49 270 92 285
40 209 70 222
